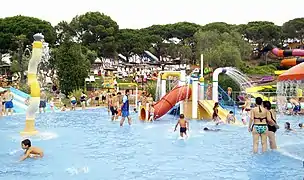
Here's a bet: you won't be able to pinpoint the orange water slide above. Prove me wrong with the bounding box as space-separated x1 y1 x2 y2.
140 86 191 120
281 57 304 67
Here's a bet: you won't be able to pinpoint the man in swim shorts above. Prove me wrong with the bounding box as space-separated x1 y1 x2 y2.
20 139 44 161
120 89 132 126
109 94 118 121
174 114 189 138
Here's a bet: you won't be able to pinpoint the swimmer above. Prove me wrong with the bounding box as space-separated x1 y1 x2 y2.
203 127 220 131
226 111 236 124
285 122 294 131
174 114 189 138
20 139 44 161
133 108 137 113
299 123 303 129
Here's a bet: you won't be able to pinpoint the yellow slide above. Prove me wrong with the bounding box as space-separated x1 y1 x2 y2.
197 100 241 125
198 100 229 122
245 86 274 102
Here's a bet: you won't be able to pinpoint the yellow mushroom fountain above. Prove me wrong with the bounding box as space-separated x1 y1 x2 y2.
20 33 44 136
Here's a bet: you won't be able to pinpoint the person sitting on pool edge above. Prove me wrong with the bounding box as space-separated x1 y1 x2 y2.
174 114 189 138
203 127 220 131
20 139 44 161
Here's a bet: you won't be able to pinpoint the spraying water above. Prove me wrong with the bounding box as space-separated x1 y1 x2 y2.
225 67 253 90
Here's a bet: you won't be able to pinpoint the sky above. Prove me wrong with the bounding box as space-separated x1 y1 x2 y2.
0 0 303 29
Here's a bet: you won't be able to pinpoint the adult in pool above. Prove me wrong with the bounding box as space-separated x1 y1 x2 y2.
248 97 276 153
120 89 132 127
263 101 279 150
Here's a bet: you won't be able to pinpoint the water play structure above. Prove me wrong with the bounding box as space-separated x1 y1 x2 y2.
20 34 44 135
139 55 238 123
277 62 304 113
8 87 54 113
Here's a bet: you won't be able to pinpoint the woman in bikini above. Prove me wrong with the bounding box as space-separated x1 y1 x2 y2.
213 102 222 125
263 101 278 150
248 97 275 153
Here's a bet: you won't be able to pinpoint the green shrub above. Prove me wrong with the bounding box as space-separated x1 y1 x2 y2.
146 81 157 99
218 74 241 92
69 89 86 103
241 64 277 75
19 83 30 94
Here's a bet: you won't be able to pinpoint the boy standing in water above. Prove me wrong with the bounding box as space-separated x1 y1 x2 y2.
20 139 44 161
174 114 189 138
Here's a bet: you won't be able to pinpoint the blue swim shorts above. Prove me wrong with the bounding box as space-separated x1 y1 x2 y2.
122 110 129 117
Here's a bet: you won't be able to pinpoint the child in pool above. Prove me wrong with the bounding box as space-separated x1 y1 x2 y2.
299 123 303 129
285 122 294 131
174 114 189 138
148 104 154 122
203 127 220 131
226 111 236 124
61 104 67 111
20 139 44 161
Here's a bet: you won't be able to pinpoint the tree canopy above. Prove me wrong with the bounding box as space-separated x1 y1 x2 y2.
1 12 303 94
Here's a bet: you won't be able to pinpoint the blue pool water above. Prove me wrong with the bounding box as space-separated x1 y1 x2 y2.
0 109 303 180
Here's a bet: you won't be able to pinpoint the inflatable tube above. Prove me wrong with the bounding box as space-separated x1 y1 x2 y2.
21 34 44 135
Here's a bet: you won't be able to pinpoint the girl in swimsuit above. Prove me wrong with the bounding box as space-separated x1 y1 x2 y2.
248 97 276 153
212 102 221 125
241 95 251 125
263 101 278 150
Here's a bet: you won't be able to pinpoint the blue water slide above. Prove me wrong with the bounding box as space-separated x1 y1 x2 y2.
9 87 57 113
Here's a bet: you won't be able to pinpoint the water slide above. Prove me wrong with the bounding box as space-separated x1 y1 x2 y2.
245 86 274 102
9 87 29 113
9 87 56 113
198 100 229 122
153 85 191 119
263 44 304 67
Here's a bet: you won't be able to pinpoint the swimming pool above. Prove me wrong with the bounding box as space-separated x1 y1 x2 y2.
0 109 303 180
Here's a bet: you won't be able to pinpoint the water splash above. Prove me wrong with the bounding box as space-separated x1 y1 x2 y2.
66 166 89 175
